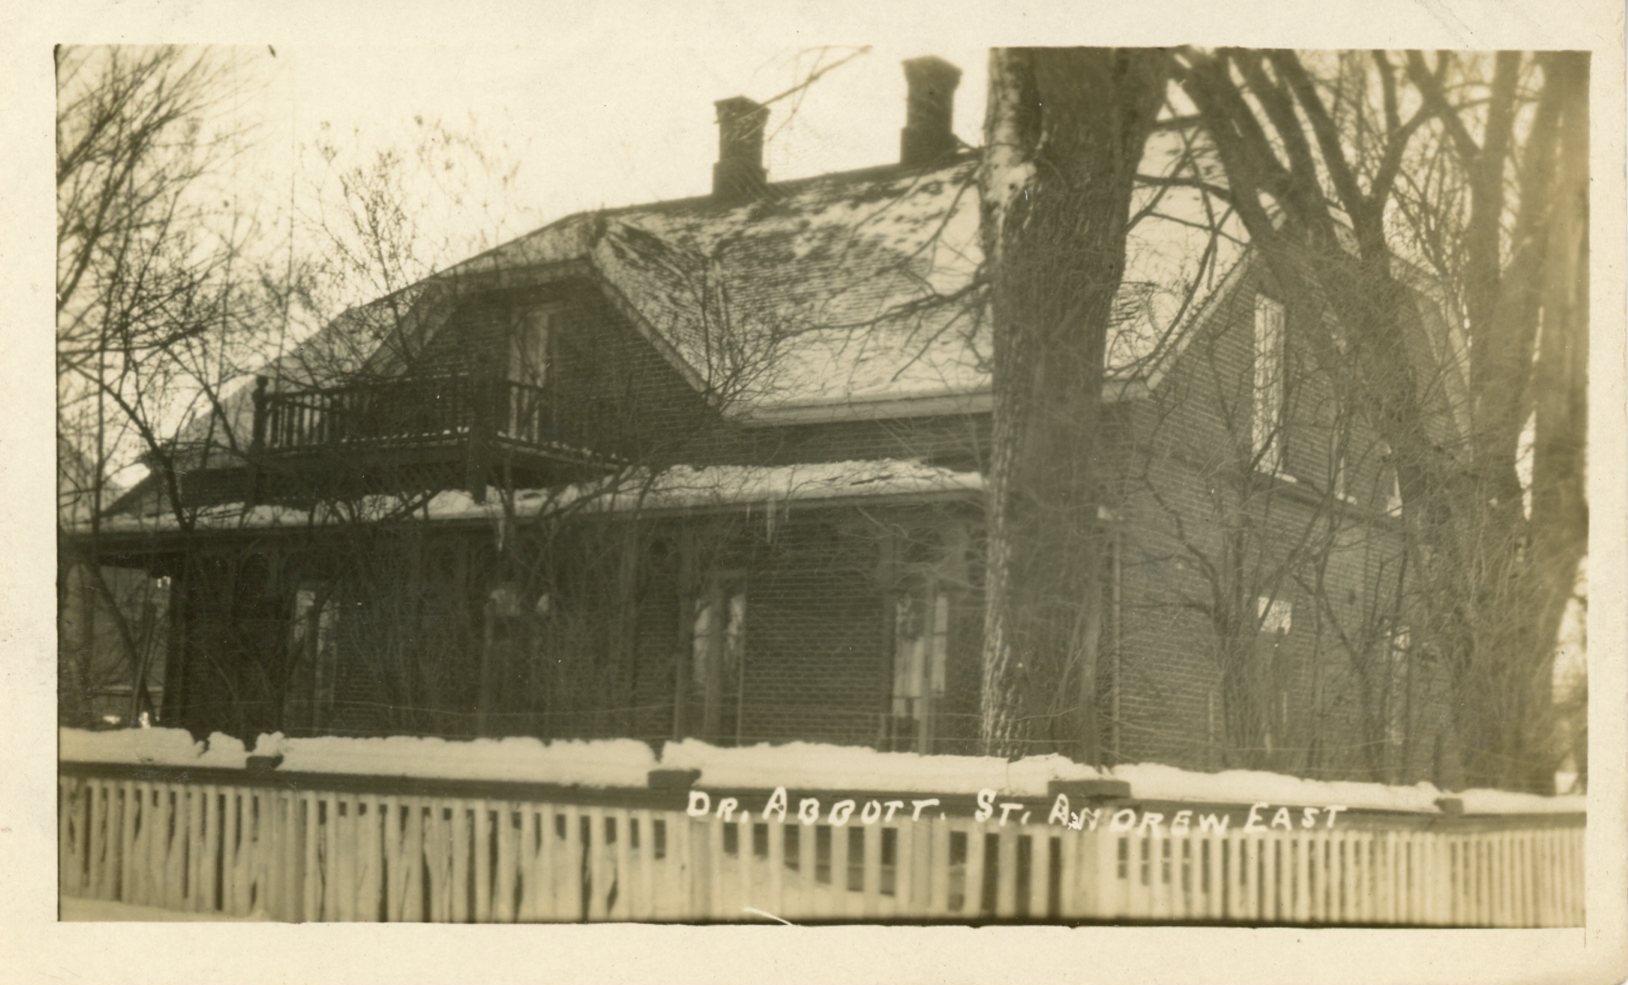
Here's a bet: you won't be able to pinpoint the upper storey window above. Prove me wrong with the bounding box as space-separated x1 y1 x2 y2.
1252 294 1287 474
508 308 554 388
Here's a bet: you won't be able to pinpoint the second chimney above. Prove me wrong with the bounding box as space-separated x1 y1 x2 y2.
900 56 962 167
713 96 769 203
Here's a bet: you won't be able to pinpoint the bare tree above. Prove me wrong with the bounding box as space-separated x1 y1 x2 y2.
55 45 271 723
1164 49 1587 789
977 47 1169 759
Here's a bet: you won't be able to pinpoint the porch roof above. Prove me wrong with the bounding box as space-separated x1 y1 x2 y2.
87 459 985 538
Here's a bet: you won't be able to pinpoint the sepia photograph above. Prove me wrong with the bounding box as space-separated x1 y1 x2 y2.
7 1 1625 981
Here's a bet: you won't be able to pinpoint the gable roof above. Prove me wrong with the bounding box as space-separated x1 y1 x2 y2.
182 138 1249 458
438 151 1247 422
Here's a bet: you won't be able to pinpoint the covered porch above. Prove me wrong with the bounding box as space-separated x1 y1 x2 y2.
84 461 986 753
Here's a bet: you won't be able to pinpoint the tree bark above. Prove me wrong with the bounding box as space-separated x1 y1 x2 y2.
978 48 1167 759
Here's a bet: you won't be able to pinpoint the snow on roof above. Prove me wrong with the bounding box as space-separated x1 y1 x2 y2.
92 459 984 535
464 153 1244 414
242 141 1245 425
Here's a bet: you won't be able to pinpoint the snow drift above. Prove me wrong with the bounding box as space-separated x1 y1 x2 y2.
59 727 1585 815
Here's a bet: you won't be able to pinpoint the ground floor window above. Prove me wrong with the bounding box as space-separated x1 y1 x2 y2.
887 580 949 752
1385 624 1412 778
691 571 746 744
286 583 339 733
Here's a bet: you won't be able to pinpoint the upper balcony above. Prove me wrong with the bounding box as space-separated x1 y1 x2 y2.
241 371 628 501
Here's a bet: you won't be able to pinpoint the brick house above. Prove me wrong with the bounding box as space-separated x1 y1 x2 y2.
82 57 1464 784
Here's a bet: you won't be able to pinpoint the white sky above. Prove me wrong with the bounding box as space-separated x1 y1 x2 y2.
228 43 990 275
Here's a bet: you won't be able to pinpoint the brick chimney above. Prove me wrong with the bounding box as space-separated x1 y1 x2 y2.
900 56 962 166
712 96 769 203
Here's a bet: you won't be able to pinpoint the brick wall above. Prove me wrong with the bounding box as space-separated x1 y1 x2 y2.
162 262 1460 784
1104 267 1457 783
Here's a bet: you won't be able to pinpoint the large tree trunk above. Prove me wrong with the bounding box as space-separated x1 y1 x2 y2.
978 48 1167 759
1459 52 1589 792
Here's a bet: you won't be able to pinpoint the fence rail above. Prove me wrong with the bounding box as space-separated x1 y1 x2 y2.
57 771 1584 925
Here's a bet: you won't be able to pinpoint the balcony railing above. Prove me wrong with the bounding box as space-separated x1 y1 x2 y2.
251 373 624 463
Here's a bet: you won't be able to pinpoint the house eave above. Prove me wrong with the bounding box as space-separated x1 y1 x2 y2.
734 377 1150 427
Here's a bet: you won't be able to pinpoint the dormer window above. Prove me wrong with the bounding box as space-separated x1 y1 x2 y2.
502 309 556 443
1252 295 1286 474
509 308 554 388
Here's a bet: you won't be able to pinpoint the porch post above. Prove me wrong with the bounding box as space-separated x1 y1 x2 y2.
158 558 186 726
614 521 640 734
672 525 696 739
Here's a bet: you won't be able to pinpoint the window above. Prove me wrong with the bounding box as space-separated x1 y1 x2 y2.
889 580 950 752
288 584 339 731
691 572 746 744
1378 444 1404 516
1257 595 1292 635
1330 425 1351 503
505 309 554 441
1252 295 1287 473
1385 626 1412 770
508 309 553 386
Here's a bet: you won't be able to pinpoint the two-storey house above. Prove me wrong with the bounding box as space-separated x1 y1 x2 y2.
82 56 1465 785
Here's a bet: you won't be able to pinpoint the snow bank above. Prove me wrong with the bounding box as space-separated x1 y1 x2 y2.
60 726 200 766
662 739 1101 796
58 727 247 770
662 742 1584 816
1108 763 1446 813
57 729 1585 816
1456 788 1588 815
252 732 657 788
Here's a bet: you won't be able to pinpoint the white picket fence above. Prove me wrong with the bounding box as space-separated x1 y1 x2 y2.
57 772 1584 925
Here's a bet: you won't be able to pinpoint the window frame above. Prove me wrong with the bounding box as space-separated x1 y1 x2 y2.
1252 293 1288 475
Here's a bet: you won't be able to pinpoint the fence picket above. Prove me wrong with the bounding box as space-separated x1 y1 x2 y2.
635 811 657 921
995 823 1019 919
514 807 537 921
861 822 883 918
561 806 584 922
766 815 785 919
1028 830 1052 920
962 825 986 919
53 768 1586 927
1147 830 1170 920
534 806 558 922
927 820 951 917
828 823 850 919
83 782 104 900
585 808 608 921
472 801 492 923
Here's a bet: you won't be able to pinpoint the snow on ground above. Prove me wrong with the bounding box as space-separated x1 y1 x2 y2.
1108 762 1447 813
60 897 269 922
251 732 658 788
59 727 246 770
60 728 1585 815
1455 788 1588 814
663 739 1098 796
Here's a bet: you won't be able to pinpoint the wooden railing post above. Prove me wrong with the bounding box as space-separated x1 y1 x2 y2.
466 374 493 504
248 375 269 503
250 375 269 452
